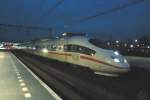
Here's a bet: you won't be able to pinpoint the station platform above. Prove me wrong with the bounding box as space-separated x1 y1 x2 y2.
0 51 62 100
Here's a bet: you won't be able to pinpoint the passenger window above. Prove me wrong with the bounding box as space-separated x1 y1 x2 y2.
64 44 96 56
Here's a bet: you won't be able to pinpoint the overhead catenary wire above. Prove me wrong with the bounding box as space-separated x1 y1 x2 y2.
42 0 64 16
76 0 145 24
0 23 52 34
0 23 50 30
33 0 64 25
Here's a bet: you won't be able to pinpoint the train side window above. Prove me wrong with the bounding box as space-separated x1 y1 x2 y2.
64 45 73 52
50 45 52 50
44 45 47 49
64 44 96 56
64 45 67 51
36 45 41 50
41 45 44 49
56 45 61 50
56 45 62 50
51 45 56 51
76 45 96 56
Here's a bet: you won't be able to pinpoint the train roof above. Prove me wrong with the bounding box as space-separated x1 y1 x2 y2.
62 32 86 37
63 36 91 47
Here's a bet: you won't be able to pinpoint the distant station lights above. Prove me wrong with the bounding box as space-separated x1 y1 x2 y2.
136 44 140 47
107 42 110 46
124 43 127 47
130 44 134 48
116 40 119 44
134 39 138 43
95 38 150 55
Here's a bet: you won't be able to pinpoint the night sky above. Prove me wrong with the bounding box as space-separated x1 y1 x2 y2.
0 0 150 41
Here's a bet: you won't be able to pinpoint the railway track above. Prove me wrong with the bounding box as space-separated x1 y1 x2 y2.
12 50 150 100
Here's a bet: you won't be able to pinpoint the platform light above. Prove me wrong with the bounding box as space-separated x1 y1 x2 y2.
148 46 150 49
24 93 32 98
22 87 28 92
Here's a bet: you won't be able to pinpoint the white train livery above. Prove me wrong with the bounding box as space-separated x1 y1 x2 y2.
20 33 130 76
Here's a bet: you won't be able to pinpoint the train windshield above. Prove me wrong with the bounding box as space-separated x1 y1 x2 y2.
88 38 112 49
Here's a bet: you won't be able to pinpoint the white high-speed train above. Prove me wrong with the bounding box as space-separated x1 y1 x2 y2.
20 33 130 76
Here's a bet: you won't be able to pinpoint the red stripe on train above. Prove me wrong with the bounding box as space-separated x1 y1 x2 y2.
48 51 124 69
80 55 123 69
48 52 72 56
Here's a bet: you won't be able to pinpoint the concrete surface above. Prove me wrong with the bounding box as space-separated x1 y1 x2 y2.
0 51 61 100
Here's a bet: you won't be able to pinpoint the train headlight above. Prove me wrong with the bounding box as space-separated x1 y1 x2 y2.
32 47 36 50
124 59 127 63
114 51 119 56
42 48 48 53
114 58 120 63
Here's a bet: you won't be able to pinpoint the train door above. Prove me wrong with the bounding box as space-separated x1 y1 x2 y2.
59 39 68 61
70 45 80 64
72 53 80 61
